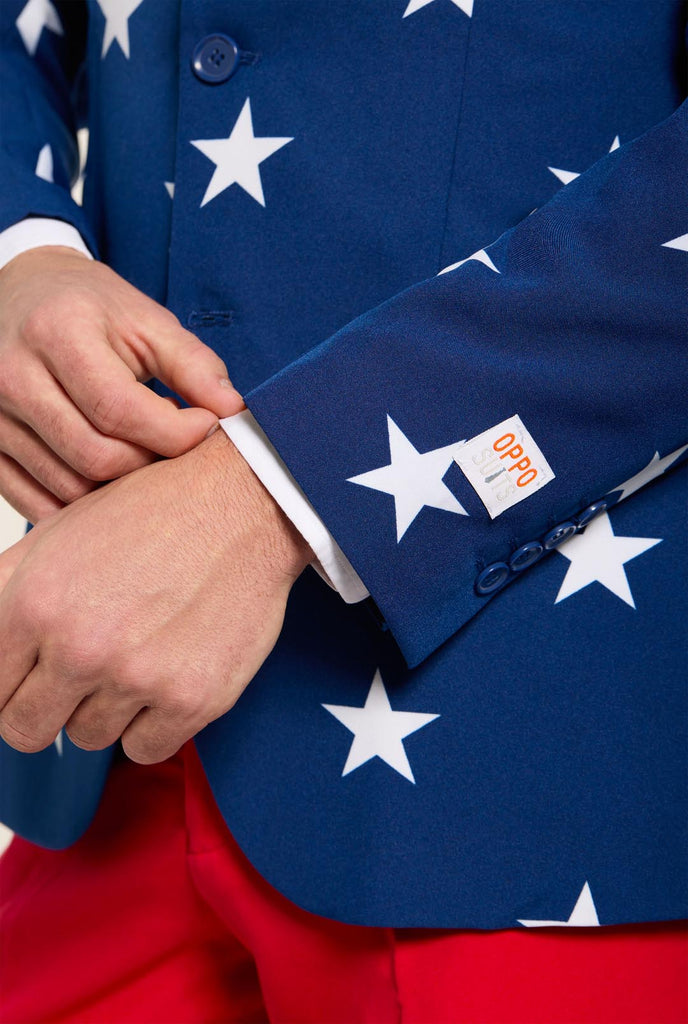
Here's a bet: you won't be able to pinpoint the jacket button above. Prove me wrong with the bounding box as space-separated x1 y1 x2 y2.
191 34 240 83
475 562 510 595
509 541 543 572
576 500 608 528
543 521 577 549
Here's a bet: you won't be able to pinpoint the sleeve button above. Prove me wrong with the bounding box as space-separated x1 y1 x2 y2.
475 562 510 595
509 541 544 572
543 521 577 549
576 500 608 528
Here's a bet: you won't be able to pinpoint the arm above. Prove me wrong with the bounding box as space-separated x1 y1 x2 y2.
0 2 243 523
244 101 688 666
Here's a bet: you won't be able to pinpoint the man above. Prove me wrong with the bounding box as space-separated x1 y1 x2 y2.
0 1 686 1020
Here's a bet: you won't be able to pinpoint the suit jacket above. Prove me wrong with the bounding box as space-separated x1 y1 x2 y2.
0 0 686 928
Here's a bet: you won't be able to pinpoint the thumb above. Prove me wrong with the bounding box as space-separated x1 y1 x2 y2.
145 321 245 419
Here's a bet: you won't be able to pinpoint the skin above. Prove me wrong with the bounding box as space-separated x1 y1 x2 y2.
0 246 244 521
0 250 310 763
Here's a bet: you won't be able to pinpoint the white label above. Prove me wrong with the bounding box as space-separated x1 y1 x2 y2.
454 414 555 519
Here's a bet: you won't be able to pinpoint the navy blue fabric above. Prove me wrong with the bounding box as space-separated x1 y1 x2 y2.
0 0 686 927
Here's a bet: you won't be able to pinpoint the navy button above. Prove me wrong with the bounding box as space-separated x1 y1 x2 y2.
475 562 510 595
542 521 577 549
192 34 240 83
509 541 544 572
576 500 608 528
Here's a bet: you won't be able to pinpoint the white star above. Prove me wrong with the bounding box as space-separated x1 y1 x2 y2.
15 0 62 57
608 445 688 503
548 136 620 185
555 512 661 608
662 233 688 252
95 0 145 60
191 99 293 208
438 248 500 275
348 416 468 542
35 143 53 182
322 670 439 783
403 0 473 17
54 730 63 757
164 181 175 199
518 882 600 927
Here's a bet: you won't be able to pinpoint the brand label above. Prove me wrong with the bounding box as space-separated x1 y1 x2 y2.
454 414 555 519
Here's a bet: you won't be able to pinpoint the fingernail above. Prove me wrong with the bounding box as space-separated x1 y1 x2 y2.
219 378 235 389
205 422 220 439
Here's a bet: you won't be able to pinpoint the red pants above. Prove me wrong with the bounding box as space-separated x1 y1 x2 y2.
1 745 686 1024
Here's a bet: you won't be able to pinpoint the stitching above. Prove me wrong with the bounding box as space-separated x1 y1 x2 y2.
187 310 234 327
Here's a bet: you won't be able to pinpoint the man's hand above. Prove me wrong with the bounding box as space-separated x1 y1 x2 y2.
0 429 310 764
0 246 244 523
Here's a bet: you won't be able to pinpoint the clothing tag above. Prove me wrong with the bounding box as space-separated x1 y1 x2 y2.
454 414 555 519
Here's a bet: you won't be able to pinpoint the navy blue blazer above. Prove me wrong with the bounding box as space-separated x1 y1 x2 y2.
0 0 686 928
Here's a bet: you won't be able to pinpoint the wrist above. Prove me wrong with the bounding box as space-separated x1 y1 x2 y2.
192 428 312 583
0 244 92 279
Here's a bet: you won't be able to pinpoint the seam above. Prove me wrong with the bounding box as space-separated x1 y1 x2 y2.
436 17 475 272
387 927 404 1024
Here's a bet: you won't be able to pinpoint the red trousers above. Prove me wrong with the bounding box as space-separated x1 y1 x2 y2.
1 744 686 1024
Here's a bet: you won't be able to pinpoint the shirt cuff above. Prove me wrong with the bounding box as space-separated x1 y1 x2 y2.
220 410 369 604
0 218 93 271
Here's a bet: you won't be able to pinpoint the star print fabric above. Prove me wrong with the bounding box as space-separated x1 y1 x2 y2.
0 0 686 930
249 99 688 666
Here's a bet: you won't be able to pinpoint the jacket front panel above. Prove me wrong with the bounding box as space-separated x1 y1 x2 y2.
0 0 685 928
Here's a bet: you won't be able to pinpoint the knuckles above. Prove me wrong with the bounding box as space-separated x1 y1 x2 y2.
87 390 131 439
20 292 99 349
71 435 129 481
0 716 55 754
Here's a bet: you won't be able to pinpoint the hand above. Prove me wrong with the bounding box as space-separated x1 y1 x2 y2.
0 429 311 764
0 246 244 523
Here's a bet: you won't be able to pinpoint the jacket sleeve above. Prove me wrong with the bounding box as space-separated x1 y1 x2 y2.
0 1 97 253
246 99 688 668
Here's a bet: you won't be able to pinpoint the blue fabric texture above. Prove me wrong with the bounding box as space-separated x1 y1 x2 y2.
0 0 686 927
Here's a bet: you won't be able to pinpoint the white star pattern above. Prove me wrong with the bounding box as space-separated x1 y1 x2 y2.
322 670 439 783
548 136 620 185
191 99 293 208
555 512 661 608
95 0 145 60
403 0 473 18
15 0 62 57
347 416 468 542
438 248 500 275
164 181 175 199
607 445 688 503
518 882 600 927
35 143 53 182
662 233 688 252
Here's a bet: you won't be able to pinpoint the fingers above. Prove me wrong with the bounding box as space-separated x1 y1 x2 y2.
121 703 202 765
0 409 93 505
46 338 221 458
139 319 245 421
0 451 64 523
2 361 158 481
65 690 145 751
0 662 85 753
